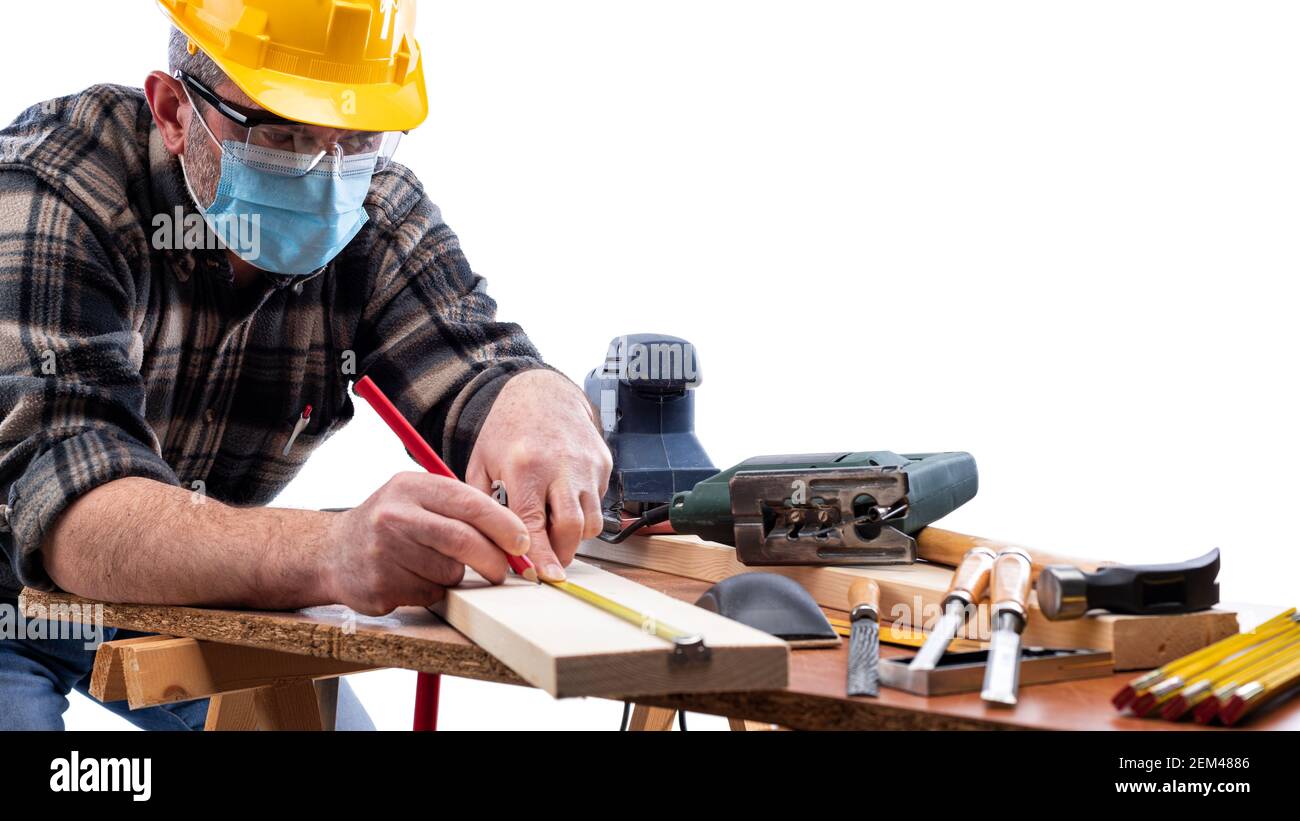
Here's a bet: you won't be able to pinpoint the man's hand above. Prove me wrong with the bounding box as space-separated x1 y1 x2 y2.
465 369 612 581
325 472 531 615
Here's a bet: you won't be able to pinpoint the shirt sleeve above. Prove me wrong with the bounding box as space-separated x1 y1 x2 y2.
0 171 179 592
354 186 549 478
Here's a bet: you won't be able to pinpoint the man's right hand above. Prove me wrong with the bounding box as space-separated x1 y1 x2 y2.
323 472 532 616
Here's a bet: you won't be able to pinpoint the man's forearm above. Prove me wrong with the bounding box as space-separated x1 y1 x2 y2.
42 477 335 609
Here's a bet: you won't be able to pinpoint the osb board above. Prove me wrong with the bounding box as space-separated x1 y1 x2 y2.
20 588 524 686
22 560 788 700
576 534 1239 670
431 560 789 698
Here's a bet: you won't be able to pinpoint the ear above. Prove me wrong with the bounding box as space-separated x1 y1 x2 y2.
144 70 189 155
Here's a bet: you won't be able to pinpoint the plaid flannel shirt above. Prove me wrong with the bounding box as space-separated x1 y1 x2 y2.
0 84 547 597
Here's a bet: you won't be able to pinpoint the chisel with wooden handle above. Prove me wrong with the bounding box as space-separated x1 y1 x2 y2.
847 579 881 697
909 547 996 671
980 549 1034 706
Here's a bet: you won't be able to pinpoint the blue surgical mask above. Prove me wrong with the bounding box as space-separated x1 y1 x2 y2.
182 140 376 276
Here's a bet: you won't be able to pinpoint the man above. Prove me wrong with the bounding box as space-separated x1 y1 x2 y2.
0 0 610 729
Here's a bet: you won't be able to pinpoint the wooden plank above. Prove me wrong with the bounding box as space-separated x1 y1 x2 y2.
253 681 324 731
204 691 259 731
119 637 374 709
431 560 789 698
20 589 525 686
628 705 676 731
89 635 174 702
577 535 1238 670
314 679 339 731
728 718 779 731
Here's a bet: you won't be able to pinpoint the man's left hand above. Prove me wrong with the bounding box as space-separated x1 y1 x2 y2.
465 369 612 581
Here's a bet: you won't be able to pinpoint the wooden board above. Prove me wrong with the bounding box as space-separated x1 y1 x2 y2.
20 589 527 686
117 637 373 708
431 560 789 698
577 535 1239 670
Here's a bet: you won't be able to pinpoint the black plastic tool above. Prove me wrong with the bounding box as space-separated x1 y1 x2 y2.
584 333 717 524
695 573 839 647
1035 548 1221 620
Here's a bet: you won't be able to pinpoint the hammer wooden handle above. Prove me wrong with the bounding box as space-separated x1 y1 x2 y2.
990 550 1033 615
916 527 1106 578
849 579 880 613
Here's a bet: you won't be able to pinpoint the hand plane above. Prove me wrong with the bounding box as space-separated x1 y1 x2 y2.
667 451 979 566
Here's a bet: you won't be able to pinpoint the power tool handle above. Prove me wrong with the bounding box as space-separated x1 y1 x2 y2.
1086 548 1221 614
991 550 1033 614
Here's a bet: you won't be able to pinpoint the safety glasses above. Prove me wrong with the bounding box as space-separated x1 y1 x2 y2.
176 70 403 177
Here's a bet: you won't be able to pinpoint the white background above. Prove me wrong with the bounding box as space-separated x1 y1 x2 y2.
2 1 1297 730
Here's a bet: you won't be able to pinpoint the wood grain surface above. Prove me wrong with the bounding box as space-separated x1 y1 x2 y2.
430 560 789 697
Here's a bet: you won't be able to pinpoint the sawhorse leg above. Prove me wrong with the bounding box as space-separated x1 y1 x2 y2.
626 704 779 731
89 636 373 731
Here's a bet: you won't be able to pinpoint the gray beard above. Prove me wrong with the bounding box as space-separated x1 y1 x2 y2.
179 118 222 212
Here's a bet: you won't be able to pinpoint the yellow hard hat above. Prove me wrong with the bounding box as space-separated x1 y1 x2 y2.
156 0 428 132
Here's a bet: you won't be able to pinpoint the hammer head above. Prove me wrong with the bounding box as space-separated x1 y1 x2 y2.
1036 548 1221 620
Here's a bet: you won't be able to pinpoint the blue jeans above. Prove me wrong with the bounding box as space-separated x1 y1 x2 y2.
0 596 374 731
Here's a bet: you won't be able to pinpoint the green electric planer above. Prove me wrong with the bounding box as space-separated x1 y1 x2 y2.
667 451 978 566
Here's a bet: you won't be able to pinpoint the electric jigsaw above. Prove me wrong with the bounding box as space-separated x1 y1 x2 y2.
585 335 979 566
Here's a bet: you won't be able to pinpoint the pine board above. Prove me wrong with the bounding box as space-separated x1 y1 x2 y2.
431 560 789 698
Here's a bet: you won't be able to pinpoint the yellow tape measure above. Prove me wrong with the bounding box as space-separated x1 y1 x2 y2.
543 579 710 661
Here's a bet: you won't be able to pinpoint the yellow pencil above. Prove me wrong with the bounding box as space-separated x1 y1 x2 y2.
1221 650 1300 725
1162 630 1300 720
1196 639 1300 723
1133 615 1300 716
1114 608 1297 711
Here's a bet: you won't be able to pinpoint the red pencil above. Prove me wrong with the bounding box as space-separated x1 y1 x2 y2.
352 375 538 582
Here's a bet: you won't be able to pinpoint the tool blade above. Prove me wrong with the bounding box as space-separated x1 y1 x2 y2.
980 627 1023 706
847 618 880 697
908 606 963 672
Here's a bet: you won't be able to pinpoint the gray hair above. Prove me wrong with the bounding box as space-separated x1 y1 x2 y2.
167 27 227 89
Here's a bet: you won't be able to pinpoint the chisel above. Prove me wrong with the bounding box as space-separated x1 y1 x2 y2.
909 547 996 671
847 579 881 697
980 549 1033 706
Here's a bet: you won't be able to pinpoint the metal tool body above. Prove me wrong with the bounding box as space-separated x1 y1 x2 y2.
1036 548 1221 620
668 451 978 566
910 547 997 671
980 549 1034 706
847 579 882 697
884 648 1113 696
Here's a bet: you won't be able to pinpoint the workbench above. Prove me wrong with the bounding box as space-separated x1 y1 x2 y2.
20 559 1300 731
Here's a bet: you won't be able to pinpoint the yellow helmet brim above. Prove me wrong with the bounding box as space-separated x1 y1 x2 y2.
221 58 428 133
